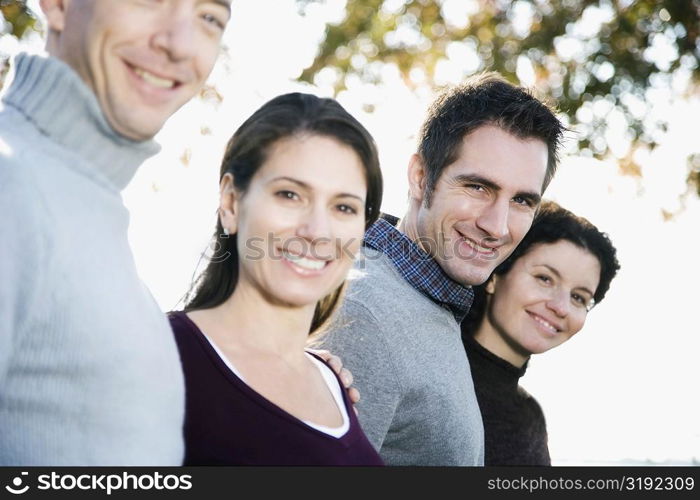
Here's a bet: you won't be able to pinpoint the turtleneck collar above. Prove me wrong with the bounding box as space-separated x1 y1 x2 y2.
463 334 528 389
2 53 161 191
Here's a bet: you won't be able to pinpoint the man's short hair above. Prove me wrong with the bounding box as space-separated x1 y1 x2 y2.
418 72 565 205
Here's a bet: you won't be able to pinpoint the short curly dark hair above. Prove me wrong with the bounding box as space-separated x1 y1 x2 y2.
461 200 621 336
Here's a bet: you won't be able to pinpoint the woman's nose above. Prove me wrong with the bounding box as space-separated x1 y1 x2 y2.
295 205 333 242
545 289 570 317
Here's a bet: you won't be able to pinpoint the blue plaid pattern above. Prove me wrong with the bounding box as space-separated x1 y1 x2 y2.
363 217 474 322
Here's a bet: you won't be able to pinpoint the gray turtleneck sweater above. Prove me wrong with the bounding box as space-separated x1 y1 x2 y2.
0 54 185 465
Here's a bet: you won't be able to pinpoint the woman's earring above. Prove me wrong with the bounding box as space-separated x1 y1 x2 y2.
223 227 230 237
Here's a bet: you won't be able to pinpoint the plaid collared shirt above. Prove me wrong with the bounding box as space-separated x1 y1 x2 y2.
363 216 474 322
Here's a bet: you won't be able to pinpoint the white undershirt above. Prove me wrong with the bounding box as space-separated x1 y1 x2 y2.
202 333 350 438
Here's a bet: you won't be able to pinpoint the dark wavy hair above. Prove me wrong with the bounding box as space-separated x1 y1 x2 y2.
184 93 383 336
461 200 620 336
418 72 565 206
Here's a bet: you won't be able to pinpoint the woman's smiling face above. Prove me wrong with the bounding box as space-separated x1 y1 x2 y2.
226 134 367 309
478 240 601 367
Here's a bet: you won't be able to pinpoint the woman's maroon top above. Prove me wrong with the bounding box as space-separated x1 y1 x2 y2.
169 311 383 466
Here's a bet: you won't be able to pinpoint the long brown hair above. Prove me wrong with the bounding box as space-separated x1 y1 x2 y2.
184 93 383 336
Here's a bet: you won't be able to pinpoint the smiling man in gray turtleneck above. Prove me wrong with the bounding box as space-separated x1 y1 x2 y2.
0 0 232 465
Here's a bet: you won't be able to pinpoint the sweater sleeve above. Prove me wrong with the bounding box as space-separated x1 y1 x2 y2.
322 298 403 452
0 164 44 381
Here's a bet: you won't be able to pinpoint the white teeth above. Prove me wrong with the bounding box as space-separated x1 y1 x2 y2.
283 251 326 271
533 315 557 333
461 237 493 253
134 67 176 89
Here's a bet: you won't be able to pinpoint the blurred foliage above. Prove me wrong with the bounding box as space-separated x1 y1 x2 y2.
1 0 698 197
297 0 700 196
688 153 700 196
1 0 37 38
1 0 40 88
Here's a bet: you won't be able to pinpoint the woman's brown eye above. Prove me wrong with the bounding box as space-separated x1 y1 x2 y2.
337 204 358 215
276 190 299 200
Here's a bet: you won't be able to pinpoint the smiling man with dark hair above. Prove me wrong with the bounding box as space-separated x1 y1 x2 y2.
323 73 566 465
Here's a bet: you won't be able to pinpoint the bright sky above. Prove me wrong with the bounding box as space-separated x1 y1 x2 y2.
6 0 699 465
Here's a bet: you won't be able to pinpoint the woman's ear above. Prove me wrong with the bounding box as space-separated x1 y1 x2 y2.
485 275 497 295
219 173 238 236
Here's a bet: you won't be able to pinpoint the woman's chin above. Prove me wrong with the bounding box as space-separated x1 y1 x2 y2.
267 290 331 310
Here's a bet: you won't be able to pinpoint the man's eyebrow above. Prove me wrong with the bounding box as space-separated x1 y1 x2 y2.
453 174 541 205
453 174 500 192
518 191 542 206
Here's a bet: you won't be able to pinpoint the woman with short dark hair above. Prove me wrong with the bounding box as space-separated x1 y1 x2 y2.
461 200 620 465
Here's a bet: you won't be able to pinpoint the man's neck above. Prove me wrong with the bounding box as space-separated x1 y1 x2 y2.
3 54 159 191
397 205 427 254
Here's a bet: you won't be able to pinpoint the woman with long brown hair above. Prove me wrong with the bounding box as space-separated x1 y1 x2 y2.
169 92 383 465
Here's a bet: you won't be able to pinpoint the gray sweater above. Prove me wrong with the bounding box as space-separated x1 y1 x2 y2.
323 247 485 465
0 54 184 465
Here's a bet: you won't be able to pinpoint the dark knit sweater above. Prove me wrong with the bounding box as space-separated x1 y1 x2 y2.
463 335 551 466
